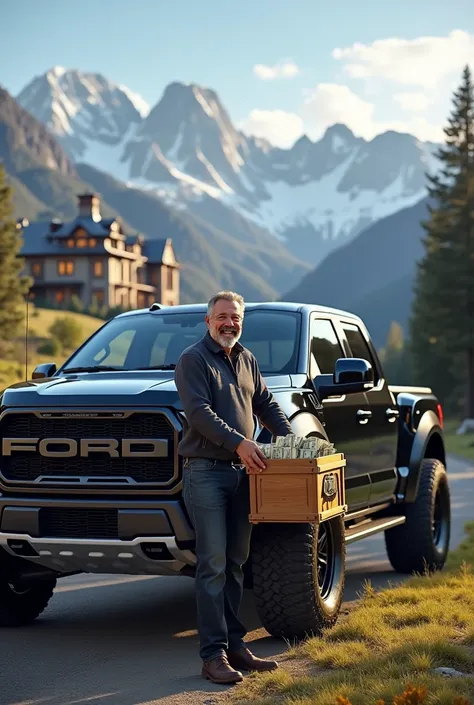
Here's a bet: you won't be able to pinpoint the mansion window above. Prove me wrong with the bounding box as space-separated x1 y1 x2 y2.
58 260 74 276
56 291 64 303
93 290 105 304
67 236 97 248
32 262 43 278
93 260 104 277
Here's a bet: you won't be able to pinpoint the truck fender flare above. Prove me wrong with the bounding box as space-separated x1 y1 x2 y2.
289 412 329 441
403 410 443 502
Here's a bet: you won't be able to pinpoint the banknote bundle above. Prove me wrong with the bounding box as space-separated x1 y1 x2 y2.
258 434 336 459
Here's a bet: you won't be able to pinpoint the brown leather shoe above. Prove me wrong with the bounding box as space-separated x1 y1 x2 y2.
201 654 243 685
227 646 278 672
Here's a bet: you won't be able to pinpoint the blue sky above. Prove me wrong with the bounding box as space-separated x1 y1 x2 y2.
3 0 474 147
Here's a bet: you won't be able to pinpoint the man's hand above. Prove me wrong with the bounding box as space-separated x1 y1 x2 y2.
236 439 267 472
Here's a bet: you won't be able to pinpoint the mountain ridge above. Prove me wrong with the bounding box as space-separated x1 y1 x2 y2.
283 196 431 346
17 67 440 267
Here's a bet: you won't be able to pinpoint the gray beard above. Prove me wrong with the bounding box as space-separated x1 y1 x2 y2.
214 331 241 348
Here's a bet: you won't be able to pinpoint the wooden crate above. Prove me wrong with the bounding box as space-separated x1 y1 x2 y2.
247 453 347 524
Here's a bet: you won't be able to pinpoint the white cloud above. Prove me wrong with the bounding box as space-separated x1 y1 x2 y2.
302 83 374 138
244 32 468 148
241 83 444 147
393 92 431 113
332 30 474 88
253 61 301 80
302 83 443 143
240 109 304 148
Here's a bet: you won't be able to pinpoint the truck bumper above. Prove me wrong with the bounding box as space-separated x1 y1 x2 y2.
0 496 196 577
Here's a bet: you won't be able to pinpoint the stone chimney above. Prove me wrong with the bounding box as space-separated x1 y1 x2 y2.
78 193 101 222
49 218 63 232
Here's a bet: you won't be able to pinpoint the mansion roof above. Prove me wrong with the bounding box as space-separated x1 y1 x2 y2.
18 193 172 265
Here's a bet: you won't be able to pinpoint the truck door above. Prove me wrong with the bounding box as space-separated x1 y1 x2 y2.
309 316 371 511
339 321 399 506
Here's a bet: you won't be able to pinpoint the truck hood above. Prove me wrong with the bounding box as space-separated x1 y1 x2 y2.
0 371 294 409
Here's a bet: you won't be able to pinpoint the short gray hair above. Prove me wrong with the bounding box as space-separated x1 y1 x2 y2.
207 290 245 316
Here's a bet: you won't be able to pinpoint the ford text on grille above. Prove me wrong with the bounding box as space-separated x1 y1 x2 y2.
1 438 169 458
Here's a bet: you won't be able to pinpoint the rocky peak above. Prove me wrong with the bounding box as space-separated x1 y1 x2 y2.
0 85 75 175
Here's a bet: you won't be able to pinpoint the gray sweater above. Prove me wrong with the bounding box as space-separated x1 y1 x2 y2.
174 331 292 460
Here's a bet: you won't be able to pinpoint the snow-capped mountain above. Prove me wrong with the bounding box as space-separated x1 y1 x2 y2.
17 69 439 265
17 67 149 166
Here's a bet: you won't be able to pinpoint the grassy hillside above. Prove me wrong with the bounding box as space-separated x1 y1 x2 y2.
28 307 105 342
0 307 105 390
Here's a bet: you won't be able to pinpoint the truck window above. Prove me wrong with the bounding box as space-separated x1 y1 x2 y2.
310 318 344 377
61 310 301 375
241 312 298 373
93 329 136 367
342 322 378 381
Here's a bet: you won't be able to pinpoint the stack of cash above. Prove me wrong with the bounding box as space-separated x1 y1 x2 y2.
258 434 336 459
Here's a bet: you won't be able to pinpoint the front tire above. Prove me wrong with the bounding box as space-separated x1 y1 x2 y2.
251 516 345 640
385 458 450 574
0 577 57 626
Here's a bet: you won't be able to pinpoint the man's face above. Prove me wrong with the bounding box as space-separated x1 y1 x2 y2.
206 299 243 349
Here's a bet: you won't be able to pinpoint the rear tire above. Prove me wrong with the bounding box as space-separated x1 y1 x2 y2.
385 458 450 574
251 516 345 640
0 577 56 626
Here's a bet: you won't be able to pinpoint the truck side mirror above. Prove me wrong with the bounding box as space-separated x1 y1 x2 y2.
32 362 57 380
314 358 374 400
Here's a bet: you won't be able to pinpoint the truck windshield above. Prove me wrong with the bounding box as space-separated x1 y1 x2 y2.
61 309 301 376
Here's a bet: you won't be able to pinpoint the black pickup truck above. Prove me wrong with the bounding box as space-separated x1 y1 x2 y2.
0 302 450 638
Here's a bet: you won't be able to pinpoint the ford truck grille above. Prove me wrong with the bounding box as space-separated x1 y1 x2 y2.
0 412 176 487
39 508 118 539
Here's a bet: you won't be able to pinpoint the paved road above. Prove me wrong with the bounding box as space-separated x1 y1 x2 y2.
3 456 473 705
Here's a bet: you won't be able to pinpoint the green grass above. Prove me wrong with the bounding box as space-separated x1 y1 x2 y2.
232 522 474 705
443 419 474 462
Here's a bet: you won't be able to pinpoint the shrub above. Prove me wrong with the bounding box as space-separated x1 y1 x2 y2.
37 337 62 356
48 316 84 352
70 295 85 313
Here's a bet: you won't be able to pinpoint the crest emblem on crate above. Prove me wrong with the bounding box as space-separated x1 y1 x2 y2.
322 473 337 501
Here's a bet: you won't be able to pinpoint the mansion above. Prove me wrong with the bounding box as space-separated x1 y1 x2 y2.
18 193 180 310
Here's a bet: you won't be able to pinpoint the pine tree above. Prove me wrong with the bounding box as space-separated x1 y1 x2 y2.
410 65 474 417
0 165 32 352
381 322 414 385
386 322 404 353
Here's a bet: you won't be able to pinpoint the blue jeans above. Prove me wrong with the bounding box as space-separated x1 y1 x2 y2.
183 458 252 662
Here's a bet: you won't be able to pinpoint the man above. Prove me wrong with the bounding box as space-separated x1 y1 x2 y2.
174 291 293 685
